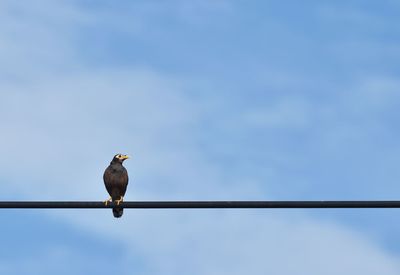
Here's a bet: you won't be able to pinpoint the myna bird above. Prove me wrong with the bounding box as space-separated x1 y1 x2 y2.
104 154 129 218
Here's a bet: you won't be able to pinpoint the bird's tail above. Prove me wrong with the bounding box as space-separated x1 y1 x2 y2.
113 207 123 218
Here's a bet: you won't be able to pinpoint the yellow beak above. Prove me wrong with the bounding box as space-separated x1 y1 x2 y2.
121 155 130 160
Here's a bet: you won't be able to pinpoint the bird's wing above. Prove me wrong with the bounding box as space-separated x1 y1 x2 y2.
103 166 115 196
119 167 129 196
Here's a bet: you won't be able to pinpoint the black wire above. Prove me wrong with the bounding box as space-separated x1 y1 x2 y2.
0 201 399 208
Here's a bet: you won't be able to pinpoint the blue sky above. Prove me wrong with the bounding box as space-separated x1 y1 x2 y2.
1 0 400 274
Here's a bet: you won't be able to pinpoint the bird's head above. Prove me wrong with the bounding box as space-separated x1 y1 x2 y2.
112 154 130 164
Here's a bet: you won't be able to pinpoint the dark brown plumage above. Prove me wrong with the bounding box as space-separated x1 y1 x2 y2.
103 154 129 218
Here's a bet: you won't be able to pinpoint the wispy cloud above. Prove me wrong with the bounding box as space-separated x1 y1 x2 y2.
63 210 400 275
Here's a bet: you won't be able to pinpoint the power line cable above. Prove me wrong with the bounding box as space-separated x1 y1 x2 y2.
0 200 399 208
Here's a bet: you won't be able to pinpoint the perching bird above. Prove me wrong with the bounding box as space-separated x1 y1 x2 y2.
103 154 129 218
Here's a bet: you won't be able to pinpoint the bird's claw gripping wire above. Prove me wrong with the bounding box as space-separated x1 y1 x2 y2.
115 196 124 206
104 197 112 206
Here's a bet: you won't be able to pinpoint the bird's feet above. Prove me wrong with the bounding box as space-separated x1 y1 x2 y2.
104 197 112 206
115 196 124 205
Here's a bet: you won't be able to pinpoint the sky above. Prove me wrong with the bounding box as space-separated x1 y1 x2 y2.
1 0 400 274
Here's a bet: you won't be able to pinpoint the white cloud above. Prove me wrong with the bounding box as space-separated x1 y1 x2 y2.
60 210 400 275
0 69 203 199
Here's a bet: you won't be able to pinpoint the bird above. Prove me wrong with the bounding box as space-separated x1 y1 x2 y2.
103 154 129 218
